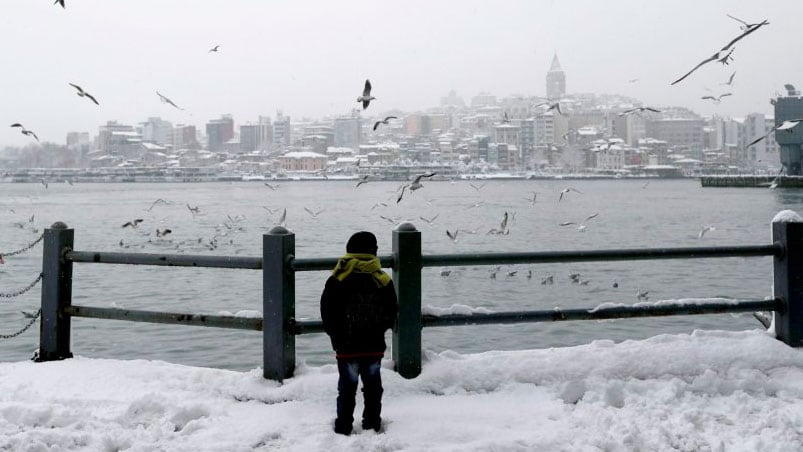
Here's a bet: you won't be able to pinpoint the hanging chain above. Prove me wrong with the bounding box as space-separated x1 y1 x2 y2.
0 273 44 299
0 309 40 339
1 233 45 257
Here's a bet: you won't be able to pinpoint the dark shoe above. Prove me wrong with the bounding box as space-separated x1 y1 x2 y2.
334 419 352 436
362 418 382 433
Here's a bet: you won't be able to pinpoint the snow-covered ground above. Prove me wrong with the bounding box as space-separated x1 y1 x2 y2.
1 327 802 451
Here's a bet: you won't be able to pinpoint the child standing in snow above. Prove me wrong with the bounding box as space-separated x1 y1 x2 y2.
320 231 398 435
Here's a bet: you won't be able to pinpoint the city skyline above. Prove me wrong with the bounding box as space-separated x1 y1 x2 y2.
1 0 799 147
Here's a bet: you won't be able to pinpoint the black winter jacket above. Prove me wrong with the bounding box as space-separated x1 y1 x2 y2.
320 272 398 357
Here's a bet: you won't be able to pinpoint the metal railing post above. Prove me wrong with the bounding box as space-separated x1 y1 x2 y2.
392 222 422 378
38 222 74 361
773 214 803 346
263 226 296 381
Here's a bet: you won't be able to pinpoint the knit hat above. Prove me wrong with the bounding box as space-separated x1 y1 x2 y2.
346 231 378 255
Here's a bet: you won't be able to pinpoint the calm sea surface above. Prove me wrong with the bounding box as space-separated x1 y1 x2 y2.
2 179 802 370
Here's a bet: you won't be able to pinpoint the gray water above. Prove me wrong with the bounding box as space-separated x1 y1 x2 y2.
1 179 800 371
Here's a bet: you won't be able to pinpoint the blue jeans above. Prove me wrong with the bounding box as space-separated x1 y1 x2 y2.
335 356 383 431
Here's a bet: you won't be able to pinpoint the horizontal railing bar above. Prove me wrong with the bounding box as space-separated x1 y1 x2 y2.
291 298 781 335
291 254 395 272
291 319 325 335
65 244 780 271
421 299 782 328
67 250 262 269
64 305 263 330
421 244 782 267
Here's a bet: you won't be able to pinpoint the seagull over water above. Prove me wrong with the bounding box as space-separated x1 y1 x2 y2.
558 187 583 202
720 71 736 86
356 79 375 110
68 83 100 105
419 213 439 225
10 123 39 142
698 225 716 239
560 212 599 232
304 207 324 218
122 219 144 228
355 174 370 187
408 172 437 191
748 119 803 147
208 45 220 53
156 91 184 110
446 229 458 242
373 116 397 131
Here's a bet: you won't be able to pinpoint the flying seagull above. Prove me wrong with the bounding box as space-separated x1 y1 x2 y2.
671 47 735 86
122 219 144 228
303 207 324 218
671 19 768 85
720 71 736 86
156 228 172 238
10 123 39 142
355 174 370 187
187 204 200 215
748 119 803 147
720 19 769 50
698 225 716 239
208 45 220 53
725 14 761 32
419 214 439 225
701 93 733 103
147 198 169 211
356 79 375 110
68 83 99 105
373 116 397 131
54 0 64 8
558 187 583 202
469 182 486 191
523 191 538 205
619 106 661 116
446 229 458 242
636 289 650 301
156 91 184 110
408 172 437 191
396 185 407 204
560 212 599 232
535 101 564 116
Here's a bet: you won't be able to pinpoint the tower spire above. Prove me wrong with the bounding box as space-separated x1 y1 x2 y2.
549 53 562 72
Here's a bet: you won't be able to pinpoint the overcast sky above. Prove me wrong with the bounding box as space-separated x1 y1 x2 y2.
1 0 799 147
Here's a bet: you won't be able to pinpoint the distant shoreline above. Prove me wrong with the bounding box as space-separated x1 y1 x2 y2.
0 168 703 183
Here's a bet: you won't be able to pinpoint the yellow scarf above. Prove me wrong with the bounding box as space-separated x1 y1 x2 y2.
332 253 391 287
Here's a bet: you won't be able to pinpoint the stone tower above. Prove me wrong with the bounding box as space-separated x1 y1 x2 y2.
546 54 565 100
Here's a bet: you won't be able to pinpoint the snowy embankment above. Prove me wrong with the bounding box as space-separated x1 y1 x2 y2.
2 327 802 451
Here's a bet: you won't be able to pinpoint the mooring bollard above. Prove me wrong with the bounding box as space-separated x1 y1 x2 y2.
772 212 803 347
38 222 74 361
263 226 295 381
392 222 422 378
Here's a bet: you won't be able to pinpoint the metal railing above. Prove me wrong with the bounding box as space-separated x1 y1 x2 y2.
36 217 803 381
